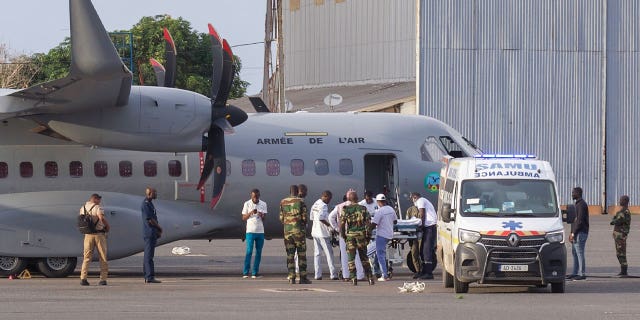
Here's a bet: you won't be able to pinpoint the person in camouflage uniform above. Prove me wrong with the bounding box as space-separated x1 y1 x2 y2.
611 195 631 277
280 185 311 284
340 192 374 285
405 205 423 278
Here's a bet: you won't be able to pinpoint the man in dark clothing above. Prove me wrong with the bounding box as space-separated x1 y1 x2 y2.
611 195 631 277
141 187 163 283
567 187 589 280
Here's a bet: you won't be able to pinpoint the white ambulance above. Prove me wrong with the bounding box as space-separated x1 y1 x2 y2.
437 155 566 293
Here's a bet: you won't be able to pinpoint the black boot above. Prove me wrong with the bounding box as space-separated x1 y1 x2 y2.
618 265 628 277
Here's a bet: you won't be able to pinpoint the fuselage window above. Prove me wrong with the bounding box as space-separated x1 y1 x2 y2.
420 136 447 162
20 162 33 178
45 161 58 178
242 159 255 176
168 160 182 177
120 161 133 177
94 161 108 177
144 160 157 177
0 162 8 178
70 161 83 178
225 160 231 176
314 159 329 176
339 158 353 175
290 159 304 176
266 159 280 176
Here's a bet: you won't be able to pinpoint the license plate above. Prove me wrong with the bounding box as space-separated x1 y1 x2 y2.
500 264 528 272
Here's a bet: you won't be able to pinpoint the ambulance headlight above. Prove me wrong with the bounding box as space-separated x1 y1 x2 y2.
459 229 481 243
545 230 564 243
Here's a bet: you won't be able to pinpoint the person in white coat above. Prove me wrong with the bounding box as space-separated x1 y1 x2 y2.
310 190 338 280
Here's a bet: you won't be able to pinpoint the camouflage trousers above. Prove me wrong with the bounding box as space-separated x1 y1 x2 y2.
409 238 422 273
613 231 628 267
346 235 373 279
284 233 307 278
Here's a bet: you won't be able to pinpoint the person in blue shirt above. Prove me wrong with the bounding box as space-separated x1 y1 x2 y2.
141 187 163 283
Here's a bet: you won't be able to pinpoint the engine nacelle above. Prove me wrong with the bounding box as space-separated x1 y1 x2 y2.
37 86 212 152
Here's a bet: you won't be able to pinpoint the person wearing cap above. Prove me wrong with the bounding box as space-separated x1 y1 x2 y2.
79 193 110 286
371 194 397 281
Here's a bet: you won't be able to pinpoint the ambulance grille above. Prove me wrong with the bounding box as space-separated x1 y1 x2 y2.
479 236 546 249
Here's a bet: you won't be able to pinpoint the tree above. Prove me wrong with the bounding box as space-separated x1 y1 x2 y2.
0 44 40 89
26 15 248 98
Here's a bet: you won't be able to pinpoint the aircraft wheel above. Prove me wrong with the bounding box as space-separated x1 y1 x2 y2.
37 257 77 278
0 256 29 276
550 281 565 293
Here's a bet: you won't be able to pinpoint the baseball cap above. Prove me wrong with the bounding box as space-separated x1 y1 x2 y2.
375 194 386 201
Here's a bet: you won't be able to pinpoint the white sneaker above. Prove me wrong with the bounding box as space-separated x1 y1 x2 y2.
242 275 249 279
378 277 389 282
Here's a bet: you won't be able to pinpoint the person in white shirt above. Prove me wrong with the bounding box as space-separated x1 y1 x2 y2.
371 194 397 281
411 192 437 279
241 189 267 278
328 189 364 281
310 190 338 280
358 191 378 216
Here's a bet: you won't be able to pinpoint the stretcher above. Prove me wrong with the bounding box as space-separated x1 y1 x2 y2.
367 218 422 277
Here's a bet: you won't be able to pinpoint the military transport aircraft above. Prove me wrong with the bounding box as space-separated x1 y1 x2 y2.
0 0 480 277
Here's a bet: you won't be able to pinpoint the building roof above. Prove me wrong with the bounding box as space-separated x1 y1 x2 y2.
230 81 415 113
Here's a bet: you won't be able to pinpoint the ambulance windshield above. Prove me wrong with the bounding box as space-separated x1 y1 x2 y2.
460 179 558 217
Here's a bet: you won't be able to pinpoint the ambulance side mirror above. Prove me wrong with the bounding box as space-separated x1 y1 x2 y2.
440 204 454 223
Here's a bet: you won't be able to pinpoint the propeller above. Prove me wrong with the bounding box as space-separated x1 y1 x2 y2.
149 27 177 87
196 24 248 208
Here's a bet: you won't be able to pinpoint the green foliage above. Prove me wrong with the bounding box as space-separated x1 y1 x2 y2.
28 15 248 99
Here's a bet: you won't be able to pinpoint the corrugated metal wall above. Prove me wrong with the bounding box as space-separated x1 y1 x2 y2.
419 0 640 207
283 0 416 89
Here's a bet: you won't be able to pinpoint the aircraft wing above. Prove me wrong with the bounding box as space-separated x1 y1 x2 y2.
0 0 132 120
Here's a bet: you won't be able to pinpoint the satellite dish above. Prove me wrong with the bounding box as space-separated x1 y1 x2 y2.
323 93 343 107
285 99 294 112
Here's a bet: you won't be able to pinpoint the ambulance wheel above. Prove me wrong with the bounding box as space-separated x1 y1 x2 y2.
406 252 416 273
453 266 469 293
37 257 77 278
0 256 28 276
550 281 565 293
443 269 454 288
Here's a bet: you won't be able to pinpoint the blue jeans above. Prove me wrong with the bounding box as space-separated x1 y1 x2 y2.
243 233 265 276
375 236 390 278
571 232 588 276
143 235 157 281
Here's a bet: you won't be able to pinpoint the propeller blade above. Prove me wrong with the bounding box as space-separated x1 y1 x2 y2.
196 127 226 208
208 24 224 102
149 58 166 87
162 27 177 88
212 39 234 108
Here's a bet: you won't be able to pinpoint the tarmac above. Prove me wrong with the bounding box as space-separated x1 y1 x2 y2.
1 214 640 320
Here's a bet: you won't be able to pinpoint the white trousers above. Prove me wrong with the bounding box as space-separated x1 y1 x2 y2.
313 236 337 279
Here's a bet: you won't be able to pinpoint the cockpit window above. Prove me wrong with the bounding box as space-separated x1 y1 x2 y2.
439 136 466 158
420 137 447 162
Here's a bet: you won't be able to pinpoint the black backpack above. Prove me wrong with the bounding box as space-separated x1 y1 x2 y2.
77 205 97 234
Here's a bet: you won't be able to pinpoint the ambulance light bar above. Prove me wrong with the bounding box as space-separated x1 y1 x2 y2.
473 154 536 159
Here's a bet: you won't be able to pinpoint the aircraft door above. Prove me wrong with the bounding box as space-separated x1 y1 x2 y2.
364 154 400 213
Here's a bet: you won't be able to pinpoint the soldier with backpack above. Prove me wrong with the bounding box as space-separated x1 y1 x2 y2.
79 193 110 286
